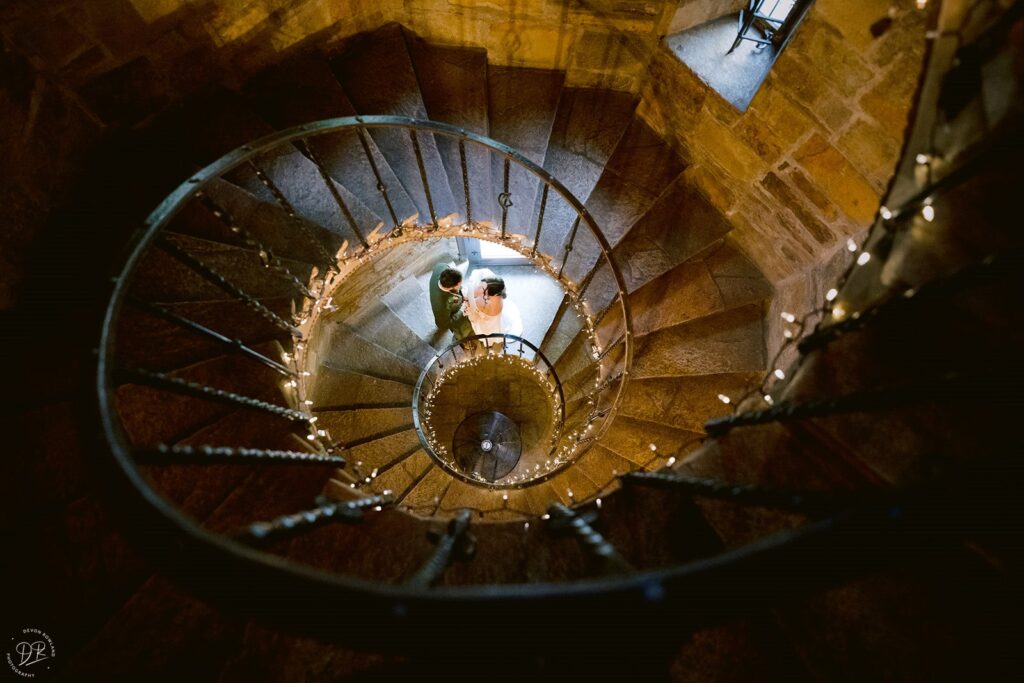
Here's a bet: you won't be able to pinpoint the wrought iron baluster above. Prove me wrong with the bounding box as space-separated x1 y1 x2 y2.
704 372 1003 437
355 127 399 228
409 129 437 228
295 138 369 249
621 472 854 516
407 509 475 588
195 192 316 299
547 502 632 574
245 158 336 269
533 184 548 257
459 138 472 224
140 443 345 465
119 367 312 423
236 494 390 543
127 297 295 378
155 236 301 337
558 216 581 280
499 157 512 239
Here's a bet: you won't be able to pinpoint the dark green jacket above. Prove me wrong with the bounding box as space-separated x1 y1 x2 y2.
428 263 473 339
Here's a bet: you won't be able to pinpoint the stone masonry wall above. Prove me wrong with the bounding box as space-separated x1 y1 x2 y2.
637 0 929 283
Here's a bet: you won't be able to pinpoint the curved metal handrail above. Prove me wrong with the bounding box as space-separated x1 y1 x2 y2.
410 333 571 489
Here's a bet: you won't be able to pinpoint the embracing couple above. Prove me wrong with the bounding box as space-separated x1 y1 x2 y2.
429 263 523 342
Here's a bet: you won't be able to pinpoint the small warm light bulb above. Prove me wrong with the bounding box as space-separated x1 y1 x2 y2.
856 252 871 266
879 206 893 220
541 514 550 520
915 152 929 165
783 329 794 339
780 311 796 323
825 288 838 302
774 369 786 380
846 238 858 252
921 204 935 222
524 522 530 531
307 434 316 441
649 443 657 451
717 394 731 404
916 0 928 9
832 303 848 320
763 394 774 405
502 493 509 501
666 456 676 467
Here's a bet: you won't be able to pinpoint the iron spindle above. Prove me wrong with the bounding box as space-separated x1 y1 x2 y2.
547 503 632 574
237 494 391 543
533 184 549 256
155 237 301 336
141 443 346 465
407 509 475 588
245 158 337 270
119 367 312 423
356 128 399 228
499 157 512 239
195 191 316 299
409 129 438 228
126 297 296 377
558 216 581 280
621 471 857 516
459 138 472 224
296 138 369 249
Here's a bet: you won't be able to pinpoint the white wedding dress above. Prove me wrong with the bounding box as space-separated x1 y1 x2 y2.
464 268 523 337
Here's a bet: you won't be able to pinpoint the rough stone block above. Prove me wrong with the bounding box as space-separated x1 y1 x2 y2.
794 133 880 224
836 117 901 190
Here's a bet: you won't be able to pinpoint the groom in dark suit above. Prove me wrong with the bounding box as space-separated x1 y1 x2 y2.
429 264 474 341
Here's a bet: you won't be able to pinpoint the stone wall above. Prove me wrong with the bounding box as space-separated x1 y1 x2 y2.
667 0 745 33
636 0 929 283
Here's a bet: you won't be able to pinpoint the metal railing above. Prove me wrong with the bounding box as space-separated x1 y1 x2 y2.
410 333 579 488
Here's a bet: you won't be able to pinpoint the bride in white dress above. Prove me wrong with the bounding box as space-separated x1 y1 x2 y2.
462 268 523 338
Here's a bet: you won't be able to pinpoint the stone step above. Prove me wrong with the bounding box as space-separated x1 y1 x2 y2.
114 296 294 372
582 172 738 315
115 342 291 448
404 34 495 223
380 274 454 349
394 458 455 516
330 23 457 220
141 410 319 526
310 364 413 410
319 320 423 384
574 444 645 484
130 231 312 304
533 88 637 259
487 66 565 234
313 406 414 448
345 299 437 368
612 240 773 341
631 303 767 380
370 449 434 501
342 427 422 473
173 178 345 265
242 51 419 223
598 415 704 467
563 118 687 283
617 372 763 434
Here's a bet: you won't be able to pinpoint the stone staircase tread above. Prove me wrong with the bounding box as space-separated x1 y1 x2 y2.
598 415 704 466
487 65 565 232
380 274 452 348
130 231 311 304
244 50 420 224
405 34 494 223
617 372 764 434
342 428 422 472
632 303 767 379
533 88 637 257
320 321 424 384
344 301 437 367
226 145 384 248
178 178 344 264
313 407 414 447
311 364 414 409
115 343 291 448
330 23 457 220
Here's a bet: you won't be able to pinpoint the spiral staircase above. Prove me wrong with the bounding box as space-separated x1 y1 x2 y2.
10 10 1022 681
